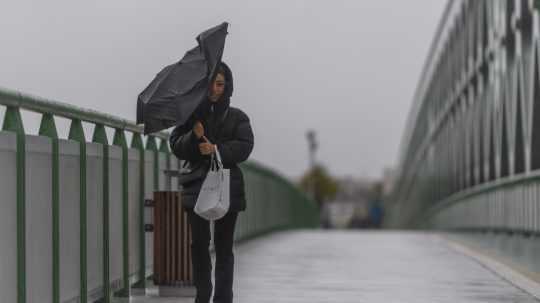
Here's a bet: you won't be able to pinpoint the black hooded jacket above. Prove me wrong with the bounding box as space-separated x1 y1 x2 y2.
169 62 254 212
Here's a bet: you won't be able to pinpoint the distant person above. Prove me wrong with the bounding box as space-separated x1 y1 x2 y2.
170 62 254 303
368 201 384 228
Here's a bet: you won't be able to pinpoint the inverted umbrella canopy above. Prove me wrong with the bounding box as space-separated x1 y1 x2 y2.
137 22 229 134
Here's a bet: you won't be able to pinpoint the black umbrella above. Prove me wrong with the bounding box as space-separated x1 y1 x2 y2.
137 22 229 134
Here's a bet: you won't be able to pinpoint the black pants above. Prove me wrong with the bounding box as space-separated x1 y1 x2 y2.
186 209 238 303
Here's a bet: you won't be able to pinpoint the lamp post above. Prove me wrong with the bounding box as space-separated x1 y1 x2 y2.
306 130 318 203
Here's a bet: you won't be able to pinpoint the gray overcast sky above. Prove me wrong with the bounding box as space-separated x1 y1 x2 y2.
1 0 446 180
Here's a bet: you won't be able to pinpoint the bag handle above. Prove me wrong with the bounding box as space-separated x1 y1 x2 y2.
205 146 223 172
209 152 217 171
214 146 224 170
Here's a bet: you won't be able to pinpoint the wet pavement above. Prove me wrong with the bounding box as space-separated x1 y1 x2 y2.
122 230 539 303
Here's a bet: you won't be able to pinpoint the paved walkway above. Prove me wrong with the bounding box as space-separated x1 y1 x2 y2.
121 230 539 303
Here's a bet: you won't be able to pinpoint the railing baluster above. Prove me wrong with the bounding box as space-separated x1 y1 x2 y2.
3 106 26 303
112 129 129 297
68 119 88 303
38 113 60 303
130 133 146 290
92 124 110 303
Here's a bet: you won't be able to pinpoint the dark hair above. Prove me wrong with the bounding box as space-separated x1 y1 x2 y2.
215 65 226 79
215 62 233 99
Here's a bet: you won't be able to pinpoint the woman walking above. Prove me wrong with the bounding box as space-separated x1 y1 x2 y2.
169 61 254 303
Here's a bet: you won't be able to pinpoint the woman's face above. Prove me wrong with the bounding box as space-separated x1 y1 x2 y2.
209 73 225 102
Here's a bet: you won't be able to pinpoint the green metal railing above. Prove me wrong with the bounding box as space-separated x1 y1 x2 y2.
414 171 540 232
0 87 319 303
238 161 320 242
386 0 540 235
0 88 169 303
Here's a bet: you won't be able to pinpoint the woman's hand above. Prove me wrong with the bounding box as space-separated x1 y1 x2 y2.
199 136 216 155
193 121 204 139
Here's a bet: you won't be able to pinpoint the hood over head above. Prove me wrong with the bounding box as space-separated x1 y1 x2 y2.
194 61 233 119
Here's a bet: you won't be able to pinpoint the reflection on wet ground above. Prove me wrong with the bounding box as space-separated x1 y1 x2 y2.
124 230 538 303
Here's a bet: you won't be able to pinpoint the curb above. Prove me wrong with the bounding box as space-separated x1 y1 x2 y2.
440 234 540 300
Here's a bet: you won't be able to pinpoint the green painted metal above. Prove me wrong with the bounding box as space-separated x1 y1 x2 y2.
113 129 129 297
0 86 173 301
68 119 88 303
146 136 159 191
146 136 158 151
234 161 320 243
160 138 171 190
38 113 59 138
159 138 169 153
3 106 24 132
413 170 540 229
92 124 111 303
3 106 26 303
242 161 319 228
145 136 158 280
130 133 146 289
0 88 168 140
38 113 60 303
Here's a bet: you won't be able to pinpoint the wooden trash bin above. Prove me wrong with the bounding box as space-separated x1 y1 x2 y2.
152 191 195 295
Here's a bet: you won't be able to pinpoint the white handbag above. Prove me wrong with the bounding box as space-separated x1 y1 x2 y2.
194 146 230 220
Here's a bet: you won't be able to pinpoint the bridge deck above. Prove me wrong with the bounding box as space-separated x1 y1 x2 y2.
120 231 538 303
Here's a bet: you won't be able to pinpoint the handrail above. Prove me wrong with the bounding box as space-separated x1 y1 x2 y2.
416 170 540 226
241 160 315 205
0 87 169 140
